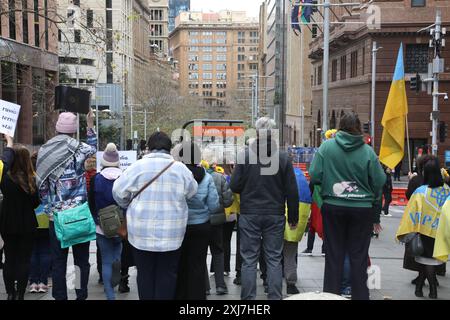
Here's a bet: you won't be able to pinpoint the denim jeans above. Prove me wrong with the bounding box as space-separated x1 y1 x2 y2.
29 235 51 285
96 234 122 300
49 222 91 300
239 214 285 300
341 253 351 293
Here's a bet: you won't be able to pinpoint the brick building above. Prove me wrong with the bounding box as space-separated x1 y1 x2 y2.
309 0 450 170
0 0 59 146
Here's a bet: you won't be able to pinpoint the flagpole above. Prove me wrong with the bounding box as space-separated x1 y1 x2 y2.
406 114 412 173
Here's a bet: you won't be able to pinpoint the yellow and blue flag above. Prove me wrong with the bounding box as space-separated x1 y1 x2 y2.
379 43 409 169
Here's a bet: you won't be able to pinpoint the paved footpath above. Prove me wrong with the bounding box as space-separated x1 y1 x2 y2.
1 205 449 300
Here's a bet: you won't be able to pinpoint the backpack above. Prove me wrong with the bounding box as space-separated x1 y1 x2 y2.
98 204 124 238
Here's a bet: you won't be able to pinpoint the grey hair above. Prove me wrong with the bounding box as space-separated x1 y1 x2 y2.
255 117 276 131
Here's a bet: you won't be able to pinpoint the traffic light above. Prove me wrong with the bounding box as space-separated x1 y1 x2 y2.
439 121 448 143
410 73 421 93
363 122 370 134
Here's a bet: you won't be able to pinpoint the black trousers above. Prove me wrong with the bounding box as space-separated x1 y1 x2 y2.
322 203 373 300
176 222 211 300
132 245 181 300
2 234 34 295
222 221 235 273
382 190 392 215
235 216 242 275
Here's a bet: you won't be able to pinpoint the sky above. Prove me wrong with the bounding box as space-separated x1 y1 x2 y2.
190 0 264 18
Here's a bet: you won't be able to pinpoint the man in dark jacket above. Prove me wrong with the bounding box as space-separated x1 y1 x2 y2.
230 117 299 300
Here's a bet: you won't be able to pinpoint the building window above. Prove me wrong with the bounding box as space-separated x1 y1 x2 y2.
22 0 29 43
249 63 258 71
202 38 212 44
203 73 213 80
203 55 212 61
188 55 199 61
312 24 318 38
203 64 212 71
217 46 227 52
203 31 212 36
189 72 199 80
350 51 358 78
189 38 199 44
189 47 199 52
9 0 16 40
87 9 94 28
74 30 81 43
331 59 337 82
216 38 226 44
216 64 226 71
405 44 429 73
188 63 198 70
318 65 322 85
202 47 212 52
34 0 39 46
340 55 347 80
238 47 245 52
217 73 227 80
106 52 113 83
238 54 245 61
217 55 227 61
216 31 227 37
189 31 199 36
411 0 425 7
238 64 245 71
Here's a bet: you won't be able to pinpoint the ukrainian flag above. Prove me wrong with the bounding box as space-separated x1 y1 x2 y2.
379 43 409 169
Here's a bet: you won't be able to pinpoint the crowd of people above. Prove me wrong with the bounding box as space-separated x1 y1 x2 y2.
0 110 449 301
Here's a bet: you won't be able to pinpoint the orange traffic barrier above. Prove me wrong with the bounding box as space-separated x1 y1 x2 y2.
388 188 408 206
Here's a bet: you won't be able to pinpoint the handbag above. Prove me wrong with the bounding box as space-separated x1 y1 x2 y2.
118 161 176 240
53 202 96 249
404 232 424 257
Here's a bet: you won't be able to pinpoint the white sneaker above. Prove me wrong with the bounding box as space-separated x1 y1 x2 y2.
383 213 393 217
38 283 48 293
29 283 39 293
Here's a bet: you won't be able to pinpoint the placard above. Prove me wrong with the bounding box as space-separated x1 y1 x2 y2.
96 151 137 172
0 99 21 137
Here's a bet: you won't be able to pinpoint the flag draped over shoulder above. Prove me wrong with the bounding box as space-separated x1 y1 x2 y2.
379 43 409 169
433 198 450 262
396 185 450 242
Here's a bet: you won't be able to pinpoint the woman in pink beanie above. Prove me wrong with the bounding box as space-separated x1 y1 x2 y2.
35 110 97 300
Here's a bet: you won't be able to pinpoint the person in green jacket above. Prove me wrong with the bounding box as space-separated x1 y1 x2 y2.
309 112 385 300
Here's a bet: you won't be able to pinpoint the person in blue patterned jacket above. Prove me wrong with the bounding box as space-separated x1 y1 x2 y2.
36 111 97 300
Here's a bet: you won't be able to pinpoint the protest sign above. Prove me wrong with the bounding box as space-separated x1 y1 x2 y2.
96 151 137 172
0 99 21 137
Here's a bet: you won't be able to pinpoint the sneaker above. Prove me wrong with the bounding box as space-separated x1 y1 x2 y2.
29 283 39 293
233 277 241 285
286 284 300 295
38 283 48 293
300 249 313 256
119 275 130 293
216 286 228 295
383 213 393 217
341 287 352 299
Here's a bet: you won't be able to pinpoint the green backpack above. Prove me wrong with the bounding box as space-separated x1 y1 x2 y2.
98 205 124 238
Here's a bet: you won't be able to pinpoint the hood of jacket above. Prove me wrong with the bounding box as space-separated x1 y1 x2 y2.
100 167 122 180
186 164 206 183
335 131 365 152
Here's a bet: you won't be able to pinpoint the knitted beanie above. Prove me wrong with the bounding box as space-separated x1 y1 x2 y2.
56 112 77 134
101 143 120 168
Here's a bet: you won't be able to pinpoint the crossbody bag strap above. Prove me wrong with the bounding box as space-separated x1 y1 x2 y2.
130 161 175 202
